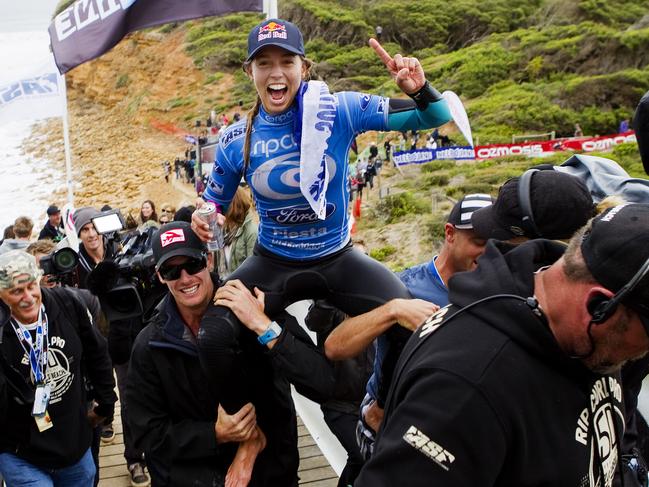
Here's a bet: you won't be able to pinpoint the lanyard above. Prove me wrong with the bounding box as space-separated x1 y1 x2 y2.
11 306 48 385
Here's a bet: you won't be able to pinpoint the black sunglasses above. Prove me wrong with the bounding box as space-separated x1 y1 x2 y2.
159 256 207 281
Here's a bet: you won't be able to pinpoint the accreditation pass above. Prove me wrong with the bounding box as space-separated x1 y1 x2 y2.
33 383 53 432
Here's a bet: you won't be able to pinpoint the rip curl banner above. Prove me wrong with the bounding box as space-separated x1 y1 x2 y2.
0 56 64 125
49 0 263 74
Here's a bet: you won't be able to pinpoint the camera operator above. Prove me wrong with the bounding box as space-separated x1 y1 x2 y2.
0 250 116 485
73 207 150 486
27 240 59 289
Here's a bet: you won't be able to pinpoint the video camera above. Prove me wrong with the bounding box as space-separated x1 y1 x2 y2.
39 247 79 286
87 210 166 321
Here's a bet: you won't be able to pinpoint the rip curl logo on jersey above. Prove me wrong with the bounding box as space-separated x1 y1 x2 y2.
403 426 455 471
46 347 74 404
261 111 295 124
266 203 336 225
359 94 372 111
251 153 337 200
160 230 185 247
258 21 287 42
252 133 297 158
574 376 623 487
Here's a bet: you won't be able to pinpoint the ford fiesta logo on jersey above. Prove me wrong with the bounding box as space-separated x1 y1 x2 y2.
266 203 336 225
359 94 372 111
160 230 185 247
251 153 337 200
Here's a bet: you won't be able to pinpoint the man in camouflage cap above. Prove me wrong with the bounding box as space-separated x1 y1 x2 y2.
0 249 43 291
0 250 116 486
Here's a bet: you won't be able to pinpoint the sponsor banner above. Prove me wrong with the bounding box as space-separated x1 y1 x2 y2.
49 0 263 73
393 146 475 166
563 131 636 153
0 56 64 124
475 131 637 160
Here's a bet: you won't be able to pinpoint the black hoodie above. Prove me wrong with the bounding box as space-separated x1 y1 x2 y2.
355 239 625 487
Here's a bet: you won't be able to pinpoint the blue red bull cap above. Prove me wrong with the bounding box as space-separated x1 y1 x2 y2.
246 18 305 62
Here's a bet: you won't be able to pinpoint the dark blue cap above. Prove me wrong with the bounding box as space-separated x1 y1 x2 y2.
246 18 305 62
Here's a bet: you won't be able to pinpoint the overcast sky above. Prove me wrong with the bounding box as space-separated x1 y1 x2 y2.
0 0 60 32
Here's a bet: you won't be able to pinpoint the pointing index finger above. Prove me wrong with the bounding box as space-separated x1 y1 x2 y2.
369 38 393 66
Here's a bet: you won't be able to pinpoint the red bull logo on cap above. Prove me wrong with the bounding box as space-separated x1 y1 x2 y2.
258 21 288 42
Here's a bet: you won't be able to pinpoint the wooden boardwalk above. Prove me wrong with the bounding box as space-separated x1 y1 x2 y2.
98 403 338 486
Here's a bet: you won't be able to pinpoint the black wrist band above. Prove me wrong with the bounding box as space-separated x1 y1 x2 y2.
407 81 443 110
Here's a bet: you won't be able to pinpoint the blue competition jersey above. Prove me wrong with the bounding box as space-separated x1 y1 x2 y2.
204 92 389 260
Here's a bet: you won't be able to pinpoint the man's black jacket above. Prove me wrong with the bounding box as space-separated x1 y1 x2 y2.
127 281 301 487
0 287 116 469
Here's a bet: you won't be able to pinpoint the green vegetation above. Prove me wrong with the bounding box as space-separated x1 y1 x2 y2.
175 0 649 144
167 97 195 109
204 72 225 85
372 191 430 223
115 74 129 89
369 244 397 261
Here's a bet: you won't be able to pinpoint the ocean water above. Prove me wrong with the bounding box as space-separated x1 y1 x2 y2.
0 0 65 232
0 120 65 231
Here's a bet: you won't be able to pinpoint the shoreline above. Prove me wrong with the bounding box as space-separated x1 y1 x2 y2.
20 100 192 228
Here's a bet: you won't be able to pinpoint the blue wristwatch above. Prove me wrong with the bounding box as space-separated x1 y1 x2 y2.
257 321 282 345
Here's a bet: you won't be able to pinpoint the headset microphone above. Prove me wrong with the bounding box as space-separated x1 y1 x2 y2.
587 255 649 325
571 254 649 360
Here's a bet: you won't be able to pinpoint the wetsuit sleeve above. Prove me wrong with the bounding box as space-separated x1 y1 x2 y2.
386 96 451 132
633 90 649 175
337 90 451 136
202 138 243 213
126 333 220 463
355 369 506 487
266 312 336 403
72 295 117 419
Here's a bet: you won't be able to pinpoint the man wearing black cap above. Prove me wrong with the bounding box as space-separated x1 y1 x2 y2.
38 205 64 241
471 169 595 242
325 194 494 460
126 221 298 487
356 203 649 487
